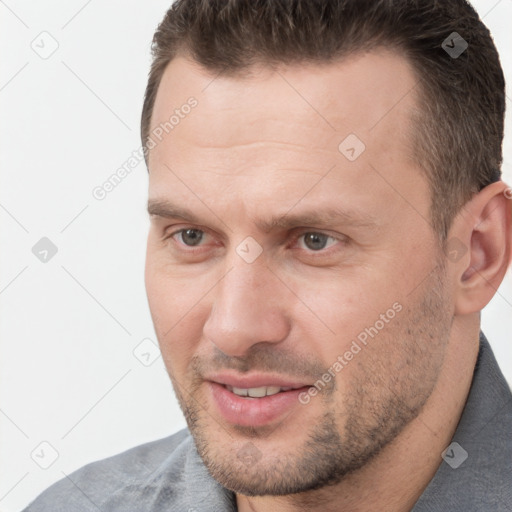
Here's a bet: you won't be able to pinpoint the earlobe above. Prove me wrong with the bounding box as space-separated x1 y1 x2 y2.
452 181 512 316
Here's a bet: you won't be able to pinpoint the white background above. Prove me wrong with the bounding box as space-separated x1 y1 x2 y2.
1 1 511 510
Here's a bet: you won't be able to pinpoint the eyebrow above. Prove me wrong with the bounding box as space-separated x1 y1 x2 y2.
147 198 378 232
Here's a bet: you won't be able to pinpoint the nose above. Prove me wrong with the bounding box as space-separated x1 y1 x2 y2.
202 257 291 357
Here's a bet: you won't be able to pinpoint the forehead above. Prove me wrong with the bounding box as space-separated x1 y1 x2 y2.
149 48 420 152
147 49 427 224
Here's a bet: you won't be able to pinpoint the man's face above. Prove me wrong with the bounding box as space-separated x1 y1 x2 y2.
145 50 454 495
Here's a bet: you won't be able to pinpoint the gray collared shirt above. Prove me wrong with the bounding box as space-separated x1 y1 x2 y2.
24 332 512 511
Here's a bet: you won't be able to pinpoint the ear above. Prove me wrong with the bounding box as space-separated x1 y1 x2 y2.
449 181 512 316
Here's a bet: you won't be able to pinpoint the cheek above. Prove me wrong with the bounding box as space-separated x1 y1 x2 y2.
145 247 197 326
145 261 210 370
291 271 395 341
288 272 411 386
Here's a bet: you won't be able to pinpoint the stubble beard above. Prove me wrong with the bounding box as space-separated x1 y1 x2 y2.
167 261 452 497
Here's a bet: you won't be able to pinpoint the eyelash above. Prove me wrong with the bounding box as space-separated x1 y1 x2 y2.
164 227 344 257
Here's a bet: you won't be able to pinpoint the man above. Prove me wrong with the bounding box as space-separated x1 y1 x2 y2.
24 0 511 510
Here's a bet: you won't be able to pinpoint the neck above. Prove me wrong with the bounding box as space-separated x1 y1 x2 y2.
237 319 480 512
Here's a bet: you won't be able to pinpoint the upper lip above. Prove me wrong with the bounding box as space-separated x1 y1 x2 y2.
206 373 312 389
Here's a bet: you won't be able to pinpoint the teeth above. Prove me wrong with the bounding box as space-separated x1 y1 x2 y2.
226 385 289 397
232 386 248 396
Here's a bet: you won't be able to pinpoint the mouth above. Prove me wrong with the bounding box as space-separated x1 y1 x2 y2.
208 381 312 427
223 384 307 398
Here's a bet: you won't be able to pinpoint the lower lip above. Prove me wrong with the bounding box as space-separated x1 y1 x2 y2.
208 381 311 427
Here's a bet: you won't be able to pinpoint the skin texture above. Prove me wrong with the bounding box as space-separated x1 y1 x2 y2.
144 50 512 511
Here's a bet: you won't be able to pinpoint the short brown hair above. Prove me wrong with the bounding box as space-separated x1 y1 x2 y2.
141 0 505 241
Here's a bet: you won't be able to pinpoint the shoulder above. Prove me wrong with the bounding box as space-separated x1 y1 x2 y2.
23 428 193 511
413 333 512 511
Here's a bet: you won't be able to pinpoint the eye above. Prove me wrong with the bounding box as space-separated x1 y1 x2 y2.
172 228 206 247
296 232 339 251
